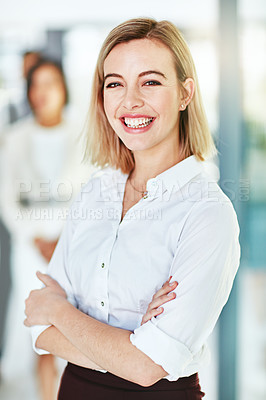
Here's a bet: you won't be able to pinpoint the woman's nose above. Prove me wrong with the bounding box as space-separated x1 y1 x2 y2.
123 86 144 110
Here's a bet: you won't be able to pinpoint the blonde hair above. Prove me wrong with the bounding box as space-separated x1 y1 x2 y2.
84 18 216 173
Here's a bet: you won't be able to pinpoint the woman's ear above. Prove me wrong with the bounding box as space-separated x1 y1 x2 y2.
179 78 195 111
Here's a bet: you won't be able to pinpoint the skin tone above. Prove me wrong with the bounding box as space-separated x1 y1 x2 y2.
28 65 66 127
24 38 194 387
34 238 58 263
141 276 178 325
104 38 194 187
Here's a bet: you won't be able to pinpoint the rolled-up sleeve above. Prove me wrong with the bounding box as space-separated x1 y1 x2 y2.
130 199 240 381
130 320 194 379
30 202 78 355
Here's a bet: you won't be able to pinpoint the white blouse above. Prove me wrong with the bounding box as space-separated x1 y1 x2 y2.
31 155 240 381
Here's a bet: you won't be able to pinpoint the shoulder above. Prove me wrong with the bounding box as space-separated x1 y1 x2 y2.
1 117 34 147
4 116 34 135
81 166 120 189
175 160 239 235
183 186 240 243
196 196 238 226
70 165 122 207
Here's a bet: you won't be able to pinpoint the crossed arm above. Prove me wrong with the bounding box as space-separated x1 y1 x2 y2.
25 272 177 387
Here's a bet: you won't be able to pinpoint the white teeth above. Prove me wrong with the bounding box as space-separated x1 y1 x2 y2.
123 117 153 128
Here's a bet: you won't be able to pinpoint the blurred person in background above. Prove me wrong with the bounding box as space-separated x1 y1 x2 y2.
0 59 91 400
8 51 43 123
0 50 42 383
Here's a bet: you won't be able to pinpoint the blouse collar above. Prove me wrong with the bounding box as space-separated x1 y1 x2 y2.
98 155 204 196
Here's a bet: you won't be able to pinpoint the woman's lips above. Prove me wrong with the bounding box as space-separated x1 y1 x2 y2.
119 115 155 133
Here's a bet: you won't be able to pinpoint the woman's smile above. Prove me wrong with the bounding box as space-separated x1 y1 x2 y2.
120 114 156 134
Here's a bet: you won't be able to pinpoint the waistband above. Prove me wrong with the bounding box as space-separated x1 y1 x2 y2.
66 362 200 391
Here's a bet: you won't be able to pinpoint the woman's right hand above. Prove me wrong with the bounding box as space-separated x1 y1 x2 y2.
141 276 178 325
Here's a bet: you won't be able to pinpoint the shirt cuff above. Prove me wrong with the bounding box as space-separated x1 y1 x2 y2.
130 320 193 381
31 324 51 355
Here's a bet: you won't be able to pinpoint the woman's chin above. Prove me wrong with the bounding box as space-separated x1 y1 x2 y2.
123 142 151 153
118 135 151 152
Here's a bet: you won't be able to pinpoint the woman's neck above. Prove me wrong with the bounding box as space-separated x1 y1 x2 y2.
130 143 184 185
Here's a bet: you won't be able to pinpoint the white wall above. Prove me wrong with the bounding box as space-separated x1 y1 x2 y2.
0 0 218 29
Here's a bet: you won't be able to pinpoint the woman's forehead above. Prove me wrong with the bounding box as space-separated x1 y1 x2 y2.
104 38 176 76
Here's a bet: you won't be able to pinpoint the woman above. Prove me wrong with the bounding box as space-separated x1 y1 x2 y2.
0 59 90 399
24 18 240 399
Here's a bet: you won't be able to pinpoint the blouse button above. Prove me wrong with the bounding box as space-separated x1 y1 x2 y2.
101 263 105 268
101 301 105 307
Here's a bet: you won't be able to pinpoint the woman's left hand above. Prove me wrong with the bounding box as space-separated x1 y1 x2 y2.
141 276 178 325
24 271 67 327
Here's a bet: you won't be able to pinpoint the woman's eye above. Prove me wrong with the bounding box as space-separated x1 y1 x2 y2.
144 80 161 86
105 82 122 89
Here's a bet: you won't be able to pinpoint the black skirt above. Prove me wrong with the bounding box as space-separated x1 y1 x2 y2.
58 362 205 400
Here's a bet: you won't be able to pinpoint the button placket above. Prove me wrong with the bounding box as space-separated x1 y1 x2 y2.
96 254 108 314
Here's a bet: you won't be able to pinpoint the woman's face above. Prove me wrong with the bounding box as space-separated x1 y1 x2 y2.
103 38 184 154
29 65 66 119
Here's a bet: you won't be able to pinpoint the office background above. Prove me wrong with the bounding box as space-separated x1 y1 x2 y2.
0 0 265 399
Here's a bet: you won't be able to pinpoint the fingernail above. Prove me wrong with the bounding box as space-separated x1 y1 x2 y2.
169 281 176 286
169 275 173 281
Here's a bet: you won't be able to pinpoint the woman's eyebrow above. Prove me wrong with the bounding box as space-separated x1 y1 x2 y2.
104 73 122 82
139 70 167 79
104 70 167 83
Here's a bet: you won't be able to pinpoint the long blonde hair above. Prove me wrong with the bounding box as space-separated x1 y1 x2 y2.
84 18 216 173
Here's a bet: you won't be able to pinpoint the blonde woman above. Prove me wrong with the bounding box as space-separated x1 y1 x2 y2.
24 18 240 399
